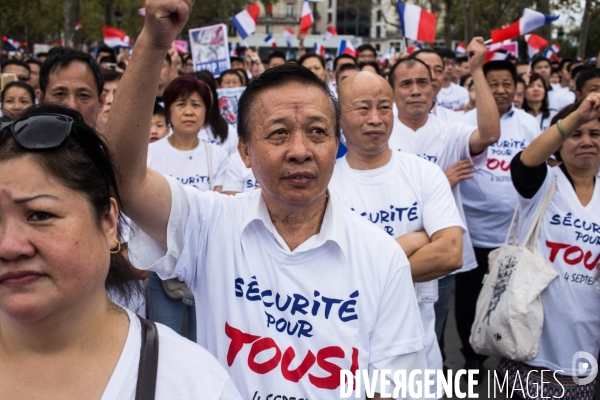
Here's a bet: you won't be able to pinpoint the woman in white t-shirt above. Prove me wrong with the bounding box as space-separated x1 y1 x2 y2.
0 105 240 399
502 95 600 400
195 70 239 155
523 73 558 131
147 75 228 342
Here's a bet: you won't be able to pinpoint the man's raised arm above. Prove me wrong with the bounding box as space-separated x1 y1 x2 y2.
467 37 501 154
106 0 193 244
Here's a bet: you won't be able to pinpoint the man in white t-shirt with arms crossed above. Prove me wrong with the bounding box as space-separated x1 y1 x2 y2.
106 1 427 399
330 71 466 398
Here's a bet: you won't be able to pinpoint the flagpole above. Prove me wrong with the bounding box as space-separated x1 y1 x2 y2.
484 39 492 45
402 37 407 55
526 61 531 75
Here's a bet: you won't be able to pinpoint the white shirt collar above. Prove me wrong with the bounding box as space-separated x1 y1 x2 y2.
241 189 348 260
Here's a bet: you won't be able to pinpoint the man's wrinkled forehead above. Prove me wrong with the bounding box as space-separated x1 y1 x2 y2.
47 60 101 94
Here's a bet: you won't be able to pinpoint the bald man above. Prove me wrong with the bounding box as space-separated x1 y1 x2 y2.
330 72 465 398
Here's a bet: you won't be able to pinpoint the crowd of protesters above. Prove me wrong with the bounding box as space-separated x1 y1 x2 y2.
0 0 599 399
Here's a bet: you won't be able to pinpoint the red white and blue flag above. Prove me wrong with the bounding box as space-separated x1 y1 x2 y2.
491 8 559 43
4 38 21 50
300 0 314 35
230 42 238 57
103 26 131 47
484 49 510 64
313 42 325 56
264 34 277 48
283 27 295 49
232 3 260 40
406 42 424 54
324 25 337 41
396 2 437 43
337 39 356 57
525 34 548 59
455 42 466 55
551 43 561 54
74 23 83 32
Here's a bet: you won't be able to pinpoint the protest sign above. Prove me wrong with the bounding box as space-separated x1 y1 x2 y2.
173 40 189 54
217 87 246 126
189 24 230 77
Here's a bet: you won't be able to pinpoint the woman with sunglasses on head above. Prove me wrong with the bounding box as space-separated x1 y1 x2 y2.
1 81 34 119
0 104 240 399
146 75 228 342
502 94 600 399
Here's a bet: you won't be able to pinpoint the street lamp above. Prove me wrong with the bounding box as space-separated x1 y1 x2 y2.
115 6 123 28
557 27 564 41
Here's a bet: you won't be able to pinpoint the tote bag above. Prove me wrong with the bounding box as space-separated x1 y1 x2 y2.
469 178 559 361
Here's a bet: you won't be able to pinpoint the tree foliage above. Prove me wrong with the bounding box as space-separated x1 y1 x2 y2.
0 0 251 52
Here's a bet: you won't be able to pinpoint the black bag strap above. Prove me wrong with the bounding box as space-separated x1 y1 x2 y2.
135 315 159 400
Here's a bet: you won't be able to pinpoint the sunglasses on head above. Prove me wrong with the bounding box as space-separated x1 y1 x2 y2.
2 113 112 194
1 113 74 150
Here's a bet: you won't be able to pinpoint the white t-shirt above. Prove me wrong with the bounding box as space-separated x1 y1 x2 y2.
101 308 241 399
548 85 576 112
198 125 239 156
388 113 481 273
516 167 600 375
460 106 541 248
222 152 259 193
436 82 470 111
147 137 228 191
129 177 426 399
329 151 465 393
534 109 558 131
433 103 464 122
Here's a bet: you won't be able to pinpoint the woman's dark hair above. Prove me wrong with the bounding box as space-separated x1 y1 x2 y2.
459 74 472 88
194 70 229 142
237 64 340 143
218 69 245 87
0 104 142 304
1 81 35 105
163 75 212 126
523 73 551 122
234 68 249 86
298 53 326 69
358 61 381 76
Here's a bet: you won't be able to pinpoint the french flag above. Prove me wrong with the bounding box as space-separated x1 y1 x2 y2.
337 39 356 57
74 23 83 32
300 0 314 35
264 34 277 48
283 27 295 49
551 43 561 53
543 48 555 59
484 50 510 64
230 42 238 57
406 43 423 54
455 42 466 55
313 42 325 56
396 3 437 43
5 38 21 50
103 26 131 47
232 3 260 40
324 25 337 41
491 8 559 43
525 34 548 59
